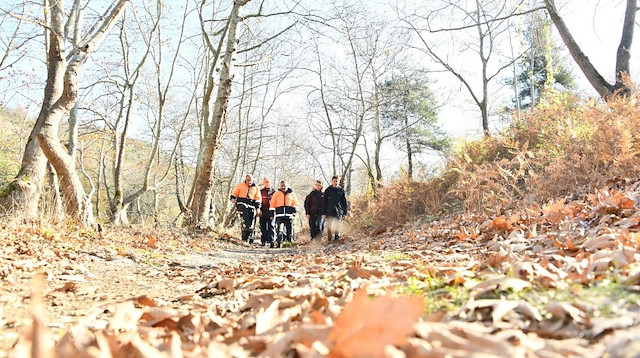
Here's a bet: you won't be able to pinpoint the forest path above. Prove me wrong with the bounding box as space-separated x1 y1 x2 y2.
0 228 331 354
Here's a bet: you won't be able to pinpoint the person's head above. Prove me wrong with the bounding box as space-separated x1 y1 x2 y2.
314 180 323 191
279 180 287 191
263 177 270 188
331 175 339 187
245 174 253 185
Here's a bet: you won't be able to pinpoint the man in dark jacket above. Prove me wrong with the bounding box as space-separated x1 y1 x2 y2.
259 177 275 247
322 175 349 243
304 180 325 241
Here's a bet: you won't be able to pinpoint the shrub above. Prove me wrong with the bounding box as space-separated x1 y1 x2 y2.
351 87 640 231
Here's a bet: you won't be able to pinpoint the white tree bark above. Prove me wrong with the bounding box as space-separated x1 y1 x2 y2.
6 0 130 225
189 0 251 228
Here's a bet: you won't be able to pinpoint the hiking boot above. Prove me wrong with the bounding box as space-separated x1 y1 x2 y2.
261 241 266 247
270 242 275 248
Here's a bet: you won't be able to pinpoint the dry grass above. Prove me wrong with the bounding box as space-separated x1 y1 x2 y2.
352 88 640 233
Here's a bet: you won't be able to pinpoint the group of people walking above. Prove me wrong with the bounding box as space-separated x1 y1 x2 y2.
230 174 349 248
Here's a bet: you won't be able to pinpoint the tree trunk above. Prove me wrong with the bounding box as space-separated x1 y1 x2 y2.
96 135 107 220
111 205 130 227
405 130 413 180
373 139 382 184
189 0 250 228
3 4 66 218
614 0 636 95
37 128 94 225
3 0 129 224
47 163 63 221
543 0 632 99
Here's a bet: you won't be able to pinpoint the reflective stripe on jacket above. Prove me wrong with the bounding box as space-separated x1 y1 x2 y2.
270 188 298 218
231 182 261 208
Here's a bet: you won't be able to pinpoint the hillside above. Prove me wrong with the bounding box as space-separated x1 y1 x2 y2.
2 175 640 356
3 93 640 357
0 106 30 190
0 106 186 224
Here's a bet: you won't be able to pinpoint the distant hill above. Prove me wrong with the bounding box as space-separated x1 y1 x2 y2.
0 106 32 189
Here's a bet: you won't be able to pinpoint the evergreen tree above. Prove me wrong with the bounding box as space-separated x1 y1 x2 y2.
379 75 448 179
510 13 575 109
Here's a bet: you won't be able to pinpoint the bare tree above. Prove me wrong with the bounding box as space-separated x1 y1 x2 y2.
3 0 130 225
306 2 394 191
0 2 25 74
187 0 304 228
188 0 251 228
399 0 540 136
543 0 636 99
106 0 188 226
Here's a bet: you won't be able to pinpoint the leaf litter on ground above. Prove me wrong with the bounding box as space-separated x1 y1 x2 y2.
3 181 640 356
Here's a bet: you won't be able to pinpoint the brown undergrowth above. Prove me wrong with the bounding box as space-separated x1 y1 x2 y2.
351 89 640 235
5 91 640 357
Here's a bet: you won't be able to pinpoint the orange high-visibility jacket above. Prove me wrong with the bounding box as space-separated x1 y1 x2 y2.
231 182 261 208
270 188 297 217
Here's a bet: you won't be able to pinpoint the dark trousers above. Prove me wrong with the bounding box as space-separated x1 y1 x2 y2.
237 205 256 229
326 216 342 241
308 214 324 240
275 217 294 243
237 205 256 241
260 216 274 243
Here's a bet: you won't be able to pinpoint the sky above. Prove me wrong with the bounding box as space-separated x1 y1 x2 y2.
413 0 639 139
557 1 637 90
1 0 638 182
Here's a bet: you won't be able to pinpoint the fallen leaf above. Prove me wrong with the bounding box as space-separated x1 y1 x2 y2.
328 290 423 357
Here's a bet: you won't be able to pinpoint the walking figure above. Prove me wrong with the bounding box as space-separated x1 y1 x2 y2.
259 177 275 247
270 180 298 248
304 180 325 241
322 175 349 243
230 174 261 243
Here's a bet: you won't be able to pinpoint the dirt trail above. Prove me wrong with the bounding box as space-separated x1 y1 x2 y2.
0 230 322 355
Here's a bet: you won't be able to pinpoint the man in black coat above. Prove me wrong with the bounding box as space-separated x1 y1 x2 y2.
322 175 349 243
304 180 325 241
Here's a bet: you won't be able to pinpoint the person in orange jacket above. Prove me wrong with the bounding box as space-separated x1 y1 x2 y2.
270 180 298 248
230 174 262 243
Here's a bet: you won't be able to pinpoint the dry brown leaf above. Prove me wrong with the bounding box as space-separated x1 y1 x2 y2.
545 301 587 324
258 324 331 357
256 299 281 335
490 216 511 232
31 272 54 358
465 299 541 327
327 290 423 357
471 277 531 296
583 233 621 251
134 294 158 307
415 321 517 355
587 311 640 339
543 198 566 224
108 301 143 333
217 278 235 292
145 234 158 249
243 277 287 290
52 281 78 294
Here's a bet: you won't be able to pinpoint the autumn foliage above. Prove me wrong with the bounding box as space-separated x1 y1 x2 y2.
352 89 640 235
449 90 640 213
5 92 640 357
